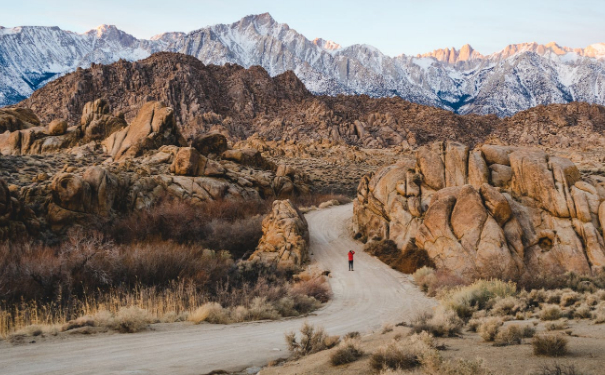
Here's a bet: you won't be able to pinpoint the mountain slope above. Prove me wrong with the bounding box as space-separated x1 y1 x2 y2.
16 52 605 151
2 13 605 116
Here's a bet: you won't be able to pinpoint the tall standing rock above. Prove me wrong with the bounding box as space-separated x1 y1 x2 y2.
249 200 309 269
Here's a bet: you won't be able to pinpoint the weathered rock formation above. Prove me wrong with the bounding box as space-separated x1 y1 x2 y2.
102 101 186 160
354 141 605 279
0 99 310 238
249 199 309 268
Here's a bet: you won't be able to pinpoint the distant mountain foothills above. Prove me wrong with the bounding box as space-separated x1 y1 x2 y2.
2 13 605 116
11 52 605 151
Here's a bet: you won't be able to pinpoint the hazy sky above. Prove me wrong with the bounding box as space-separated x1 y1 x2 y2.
2 0 604 56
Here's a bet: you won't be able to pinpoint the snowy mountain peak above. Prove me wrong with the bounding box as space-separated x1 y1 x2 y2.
3 13 605 117
313 38 341 52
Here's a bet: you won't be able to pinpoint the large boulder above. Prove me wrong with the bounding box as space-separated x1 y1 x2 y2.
0 108 40 133
249 200 309 269
80 99 127 141
103 101 186 160
354 141 605 278
48 120 67 136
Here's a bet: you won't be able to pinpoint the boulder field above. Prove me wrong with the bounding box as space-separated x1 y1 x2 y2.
353 141 605 279
0 100 310 240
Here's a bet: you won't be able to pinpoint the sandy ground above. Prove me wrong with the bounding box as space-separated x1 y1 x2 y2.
261 321 605 375
0 204 435 375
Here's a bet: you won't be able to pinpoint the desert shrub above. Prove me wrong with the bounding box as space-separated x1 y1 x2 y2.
290 272 331 303
495 324 527 346
532 334 568 356
108 199 270 251
382 323 394 334
345 331 361 339
330 337 364 366
445 280 517 319
412 267 466 296
533 362 588 375
545 320 569 331
422 355 492 375
518 267 605 292
573 304 592 319
528 289 548 305
541 305 563 321
593 302 605 323
370 342 421 371
560 291 580 307
247 297 280 321
478 318 502 342
285 322 339 357
111 306 154 333
369 333 435 372
411 308 463 337
585 293 599 306
188 303 230 324
491 296 528 317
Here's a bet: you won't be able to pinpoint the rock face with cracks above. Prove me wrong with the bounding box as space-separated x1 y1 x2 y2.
353 141 605 278
249 199 309 268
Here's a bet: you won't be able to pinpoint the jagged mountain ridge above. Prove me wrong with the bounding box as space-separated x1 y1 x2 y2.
2 13 605 116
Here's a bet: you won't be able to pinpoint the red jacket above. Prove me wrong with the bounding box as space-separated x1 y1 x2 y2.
348 251 355 261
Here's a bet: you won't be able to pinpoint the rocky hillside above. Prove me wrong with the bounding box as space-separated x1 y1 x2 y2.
353 142 605 279
0 99 310 242
12 52 605 151
3 13 605 116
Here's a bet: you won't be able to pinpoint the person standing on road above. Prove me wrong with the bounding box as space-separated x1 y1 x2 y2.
348 250 355 271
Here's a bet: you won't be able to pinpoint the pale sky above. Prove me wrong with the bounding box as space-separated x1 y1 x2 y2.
1 0 604 56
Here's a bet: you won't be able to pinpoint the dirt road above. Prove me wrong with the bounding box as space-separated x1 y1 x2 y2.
0 204 434 375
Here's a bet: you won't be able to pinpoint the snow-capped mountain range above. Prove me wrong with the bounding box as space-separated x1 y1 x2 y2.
2 13 605 116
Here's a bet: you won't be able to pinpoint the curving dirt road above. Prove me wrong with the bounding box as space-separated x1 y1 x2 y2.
0 204 434 375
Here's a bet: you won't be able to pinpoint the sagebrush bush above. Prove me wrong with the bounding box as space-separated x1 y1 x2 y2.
188 303 230 324
560 291 580 307
411 308 463 337
478 318 502 342
534 362 586 375
541 305 563 321
285 322 339 356
593 302 605 323
330 337 363 366
544 320 569 331
573 304 592 319
112 306 154 333
495 324 530 346
532 334 568 357
445 280 517 319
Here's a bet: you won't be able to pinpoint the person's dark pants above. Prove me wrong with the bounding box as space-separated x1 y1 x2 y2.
349 260 354 271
